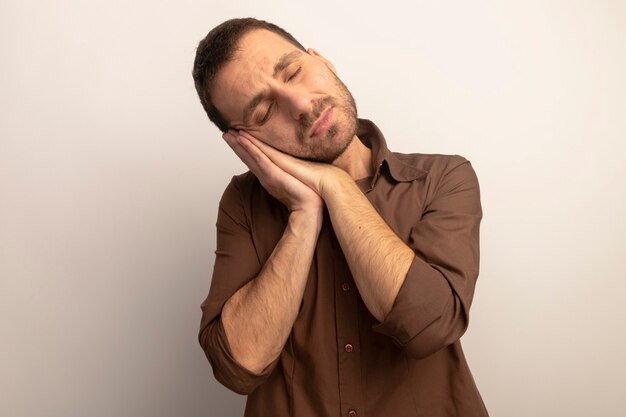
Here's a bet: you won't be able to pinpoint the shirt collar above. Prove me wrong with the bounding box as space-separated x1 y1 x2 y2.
356 118 428 183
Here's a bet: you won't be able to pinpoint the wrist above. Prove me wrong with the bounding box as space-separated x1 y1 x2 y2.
319 168 357 204
288 206 323 235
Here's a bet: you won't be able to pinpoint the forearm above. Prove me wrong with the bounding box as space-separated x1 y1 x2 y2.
227 133 413 322
221 209 321 374
323 172 414 322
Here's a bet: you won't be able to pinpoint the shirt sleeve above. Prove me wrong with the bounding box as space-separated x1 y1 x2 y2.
372 155 483 359
198 175 280 395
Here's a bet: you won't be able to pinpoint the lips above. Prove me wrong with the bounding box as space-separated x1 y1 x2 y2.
309 106 334 138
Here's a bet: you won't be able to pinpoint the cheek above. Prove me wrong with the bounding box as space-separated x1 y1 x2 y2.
269 110 296 133
303 66 334 91
266 124 302 153
250 120 293 149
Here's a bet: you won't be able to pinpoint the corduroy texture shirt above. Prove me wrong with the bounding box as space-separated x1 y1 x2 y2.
199 119 489 417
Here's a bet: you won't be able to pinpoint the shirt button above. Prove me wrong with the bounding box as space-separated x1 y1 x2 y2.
344 343 354 353
341 282 351 291
348 410 357 417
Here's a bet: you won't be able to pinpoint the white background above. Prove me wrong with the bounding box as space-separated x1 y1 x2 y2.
1 1 625 416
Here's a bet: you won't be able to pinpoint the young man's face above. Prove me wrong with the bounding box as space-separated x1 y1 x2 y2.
211 29 358 163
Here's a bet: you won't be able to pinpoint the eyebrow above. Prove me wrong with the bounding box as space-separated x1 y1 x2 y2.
241 50 304 125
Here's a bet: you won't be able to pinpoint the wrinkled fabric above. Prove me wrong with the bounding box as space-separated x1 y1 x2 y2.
199 119 489 417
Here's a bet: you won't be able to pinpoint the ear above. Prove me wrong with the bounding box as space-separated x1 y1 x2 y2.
307 47 337 75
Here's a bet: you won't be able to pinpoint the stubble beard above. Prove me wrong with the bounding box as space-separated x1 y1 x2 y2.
293 75 358 164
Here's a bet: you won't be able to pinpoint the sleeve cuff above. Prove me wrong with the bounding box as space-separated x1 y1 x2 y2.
372 255 452 346
205 317 279 395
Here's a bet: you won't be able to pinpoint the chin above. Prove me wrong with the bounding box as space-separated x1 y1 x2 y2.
302 124 355 164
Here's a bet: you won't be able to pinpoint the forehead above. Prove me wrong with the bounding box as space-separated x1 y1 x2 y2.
211 29 303 124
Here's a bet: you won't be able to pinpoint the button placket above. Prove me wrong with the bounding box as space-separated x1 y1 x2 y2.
332 229 363 417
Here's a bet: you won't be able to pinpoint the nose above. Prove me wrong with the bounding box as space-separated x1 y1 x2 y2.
278 86 314 120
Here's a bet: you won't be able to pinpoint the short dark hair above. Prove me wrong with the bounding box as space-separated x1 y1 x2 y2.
192 18 306 132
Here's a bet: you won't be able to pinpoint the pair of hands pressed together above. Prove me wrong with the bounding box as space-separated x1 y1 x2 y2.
222 130 344 217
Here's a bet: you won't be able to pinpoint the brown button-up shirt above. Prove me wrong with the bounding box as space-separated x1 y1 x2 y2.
199 119 488 416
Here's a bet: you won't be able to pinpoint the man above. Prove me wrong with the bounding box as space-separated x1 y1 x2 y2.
193 17 489 417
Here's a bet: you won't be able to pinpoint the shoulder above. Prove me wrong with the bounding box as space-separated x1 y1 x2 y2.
387 150 477 184
392 151 471 173
216 171 264 223
220 171 263 204
219 171 286 225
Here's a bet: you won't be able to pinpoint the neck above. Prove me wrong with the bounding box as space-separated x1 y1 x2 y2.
332 135 373 180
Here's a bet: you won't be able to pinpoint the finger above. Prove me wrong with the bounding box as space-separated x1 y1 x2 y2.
234 132 308 184
221 131 236 150
228 132 288 184
238 131 304 174
236 131 326 193
236 129 256 142
246 135 316 181
222 131 263 172
238 130 280 157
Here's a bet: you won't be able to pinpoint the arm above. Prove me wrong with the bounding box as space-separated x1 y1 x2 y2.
199 132 323 394
221 207 319 374
321 170 415 322
236 133 413 321
221 133 323 374
372 157 482 358
238 133 482 358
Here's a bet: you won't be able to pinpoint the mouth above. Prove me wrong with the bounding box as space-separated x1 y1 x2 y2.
309 106 334 138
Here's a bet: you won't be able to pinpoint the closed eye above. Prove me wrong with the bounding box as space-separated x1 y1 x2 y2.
257 102 274 125
253 65 300 125
286 67 301 82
